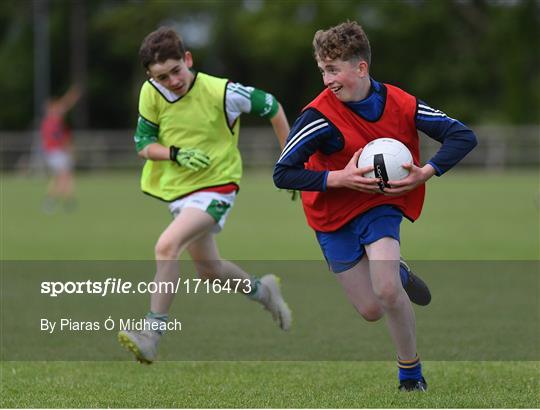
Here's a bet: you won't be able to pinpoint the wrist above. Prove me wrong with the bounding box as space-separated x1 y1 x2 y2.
169 146 180 162
326 170 343 188
420 164 436 181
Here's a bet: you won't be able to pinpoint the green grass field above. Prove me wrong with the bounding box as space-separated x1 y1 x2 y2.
1 169 539 408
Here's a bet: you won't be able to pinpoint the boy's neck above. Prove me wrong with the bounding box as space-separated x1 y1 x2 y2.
352 76 372 102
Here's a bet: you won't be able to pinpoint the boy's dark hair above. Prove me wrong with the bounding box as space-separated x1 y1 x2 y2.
139 27 185 69
313 21 371 65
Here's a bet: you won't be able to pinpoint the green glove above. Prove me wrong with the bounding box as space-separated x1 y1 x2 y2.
170 146 211 171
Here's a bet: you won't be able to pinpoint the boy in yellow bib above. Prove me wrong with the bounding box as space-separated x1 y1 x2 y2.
118 27 292 364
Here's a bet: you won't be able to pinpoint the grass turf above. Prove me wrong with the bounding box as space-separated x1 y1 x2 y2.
1 169 538 260
2 362 538 408
1 169 539 407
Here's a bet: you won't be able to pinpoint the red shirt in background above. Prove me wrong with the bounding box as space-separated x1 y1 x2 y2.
41 114 71 152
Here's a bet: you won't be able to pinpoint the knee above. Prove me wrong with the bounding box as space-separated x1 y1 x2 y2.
155 237 181 260
355 304 384 322
373 283 401 308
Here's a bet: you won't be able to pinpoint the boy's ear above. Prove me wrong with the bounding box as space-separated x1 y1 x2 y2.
357 60 369 76
184 51 193 68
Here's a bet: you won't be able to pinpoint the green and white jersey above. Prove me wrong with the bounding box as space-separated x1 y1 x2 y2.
134 72 278 201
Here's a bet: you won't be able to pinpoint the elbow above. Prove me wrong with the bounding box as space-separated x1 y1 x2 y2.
137 143 153 159
273 164 287 189
466 132 478 154
470 133 478 150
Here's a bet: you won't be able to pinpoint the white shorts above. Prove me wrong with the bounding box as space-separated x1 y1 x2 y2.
168 191 236 233
45 150 73 174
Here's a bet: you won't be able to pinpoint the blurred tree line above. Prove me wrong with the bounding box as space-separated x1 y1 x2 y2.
1 0 538 130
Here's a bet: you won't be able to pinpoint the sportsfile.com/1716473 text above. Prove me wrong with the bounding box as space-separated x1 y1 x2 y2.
40 277 252 297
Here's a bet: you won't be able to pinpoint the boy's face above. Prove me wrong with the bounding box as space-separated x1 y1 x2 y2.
147 52 194 96
317 57 368 102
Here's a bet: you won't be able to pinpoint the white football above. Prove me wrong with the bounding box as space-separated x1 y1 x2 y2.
357 138 412 188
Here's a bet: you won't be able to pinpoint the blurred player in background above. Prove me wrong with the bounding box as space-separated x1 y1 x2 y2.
274 21 477 391
118 27 292 364
40 84 81 213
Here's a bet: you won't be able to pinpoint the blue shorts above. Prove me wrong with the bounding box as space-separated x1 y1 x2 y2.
316 205 403 273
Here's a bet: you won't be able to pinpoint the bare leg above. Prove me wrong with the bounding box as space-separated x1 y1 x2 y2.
57 170 74 200
187 228 292 331
187 232 252 293
336 256 384 322
118 208 218 364
365 237 417 360
151 207 216 314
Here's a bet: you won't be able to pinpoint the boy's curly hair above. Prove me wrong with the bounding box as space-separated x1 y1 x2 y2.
313 21 371 64
139 27 185 69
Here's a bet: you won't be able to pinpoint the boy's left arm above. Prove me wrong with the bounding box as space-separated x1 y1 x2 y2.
269 103 290 150
384 100 477 196
383 163 438 196
225 82 289 148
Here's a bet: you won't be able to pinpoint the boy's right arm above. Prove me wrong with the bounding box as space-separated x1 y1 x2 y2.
135 86 165 160
138 143 170 160
133 115 167 160
56 84 82 115
133 115 210 170
325 150 379 193
273 109 379 193
273 110 330 191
